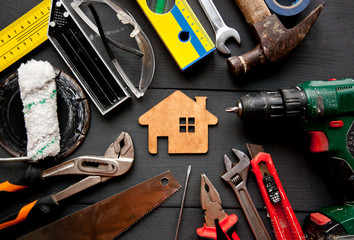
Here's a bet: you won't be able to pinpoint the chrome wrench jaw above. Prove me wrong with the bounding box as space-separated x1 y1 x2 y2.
42 132 134 178
221 149 250 185
47 132 135 203
221 149 271 240
215 27 241 55
104 131 134 160
198 0 241 55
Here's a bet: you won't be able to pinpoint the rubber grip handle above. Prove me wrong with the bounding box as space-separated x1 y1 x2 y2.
0 196 58 230
0 165 43 193
196 214 240 240
227 44 268 78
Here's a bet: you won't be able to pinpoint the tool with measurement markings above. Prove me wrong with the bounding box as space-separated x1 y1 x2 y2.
0 0 51 72
136 0 215 70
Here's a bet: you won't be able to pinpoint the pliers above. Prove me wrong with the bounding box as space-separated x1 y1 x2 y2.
197 174 240 240
0 132 134 230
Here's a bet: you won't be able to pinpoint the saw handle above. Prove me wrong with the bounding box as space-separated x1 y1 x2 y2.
234 0 271 26
227 44 268 78
0 196 58 230
0 166 43 193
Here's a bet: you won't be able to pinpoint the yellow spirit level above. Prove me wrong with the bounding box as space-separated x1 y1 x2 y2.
136 0 215 70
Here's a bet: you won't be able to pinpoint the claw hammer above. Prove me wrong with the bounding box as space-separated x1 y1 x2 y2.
228 0 324 78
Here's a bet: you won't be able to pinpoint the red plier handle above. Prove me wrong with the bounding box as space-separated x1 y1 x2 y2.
251 152 305 240
197 214 240 240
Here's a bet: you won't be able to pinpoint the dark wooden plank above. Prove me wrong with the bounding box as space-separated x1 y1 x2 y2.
0 89 337 239
0 0 351 239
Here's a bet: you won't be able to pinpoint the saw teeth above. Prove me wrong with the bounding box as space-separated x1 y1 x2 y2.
111 187 181 240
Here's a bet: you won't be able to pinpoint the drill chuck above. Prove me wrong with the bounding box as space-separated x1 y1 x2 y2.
230 87 307 121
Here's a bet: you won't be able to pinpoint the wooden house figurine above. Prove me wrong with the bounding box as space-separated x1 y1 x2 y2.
139 91 218 154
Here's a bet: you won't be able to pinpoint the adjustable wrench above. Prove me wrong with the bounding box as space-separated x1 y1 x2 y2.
198 0 241 55
221 149 271 240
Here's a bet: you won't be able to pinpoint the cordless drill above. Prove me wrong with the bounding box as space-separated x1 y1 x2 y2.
227 78 354 239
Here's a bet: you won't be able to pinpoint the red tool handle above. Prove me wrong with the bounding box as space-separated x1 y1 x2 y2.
196 214 240 240
0 196 58 230
251 152 305 240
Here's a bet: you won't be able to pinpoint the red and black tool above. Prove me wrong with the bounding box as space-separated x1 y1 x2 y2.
197 174 240 240
248 144 305 240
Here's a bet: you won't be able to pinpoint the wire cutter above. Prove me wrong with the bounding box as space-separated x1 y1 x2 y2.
0 132 134 230
197 174 240 240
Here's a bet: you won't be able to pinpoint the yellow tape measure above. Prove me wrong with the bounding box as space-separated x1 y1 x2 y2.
0 0 51 72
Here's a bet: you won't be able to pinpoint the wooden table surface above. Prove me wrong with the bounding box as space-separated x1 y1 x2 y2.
1 0 353 239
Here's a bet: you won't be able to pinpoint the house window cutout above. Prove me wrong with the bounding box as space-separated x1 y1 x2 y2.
138 91 218 154
188 126 195 132
180 117 195 133
180 125 186 132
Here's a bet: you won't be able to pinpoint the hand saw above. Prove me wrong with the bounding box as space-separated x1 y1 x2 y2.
17 171 181 240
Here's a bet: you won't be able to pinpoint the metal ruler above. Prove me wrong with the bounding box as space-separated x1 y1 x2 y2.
0 0 51 72
136 0 215 71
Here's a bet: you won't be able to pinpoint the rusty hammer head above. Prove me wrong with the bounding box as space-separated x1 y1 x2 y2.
228 3 324 78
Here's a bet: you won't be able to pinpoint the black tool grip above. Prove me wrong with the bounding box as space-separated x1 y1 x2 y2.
0 196 58 230
0 165 43 193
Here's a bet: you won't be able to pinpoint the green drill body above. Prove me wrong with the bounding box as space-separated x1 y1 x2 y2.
228 78 354 237
299 79 354 171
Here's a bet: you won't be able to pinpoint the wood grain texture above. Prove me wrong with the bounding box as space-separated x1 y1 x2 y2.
139 91 218 154
0 0 353 239
234 0 271 25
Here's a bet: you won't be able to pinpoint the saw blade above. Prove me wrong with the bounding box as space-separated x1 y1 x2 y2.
18 171 181 240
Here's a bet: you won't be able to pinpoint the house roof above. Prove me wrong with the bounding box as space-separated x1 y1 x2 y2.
139 91 218 125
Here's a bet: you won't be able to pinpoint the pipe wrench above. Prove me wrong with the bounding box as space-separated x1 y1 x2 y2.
0 132 134 229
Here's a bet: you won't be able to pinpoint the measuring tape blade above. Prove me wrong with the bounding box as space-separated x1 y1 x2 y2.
0 0 51 72
136 0 215 71
265 0 310 16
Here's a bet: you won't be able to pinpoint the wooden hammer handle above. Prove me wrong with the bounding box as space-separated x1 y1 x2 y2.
235 0 271 25
227 44 268 78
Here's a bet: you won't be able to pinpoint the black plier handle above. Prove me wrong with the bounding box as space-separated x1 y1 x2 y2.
0 132 134 230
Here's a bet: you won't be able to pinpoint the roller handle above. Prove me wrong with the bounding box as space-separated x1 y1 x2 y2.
0 196 58 230
234 0 271 26
227 44 268 78
0 166 43 193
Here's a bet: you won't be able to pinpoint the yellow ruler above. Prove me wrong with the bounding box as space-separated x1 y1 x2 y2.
0 0 51 72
